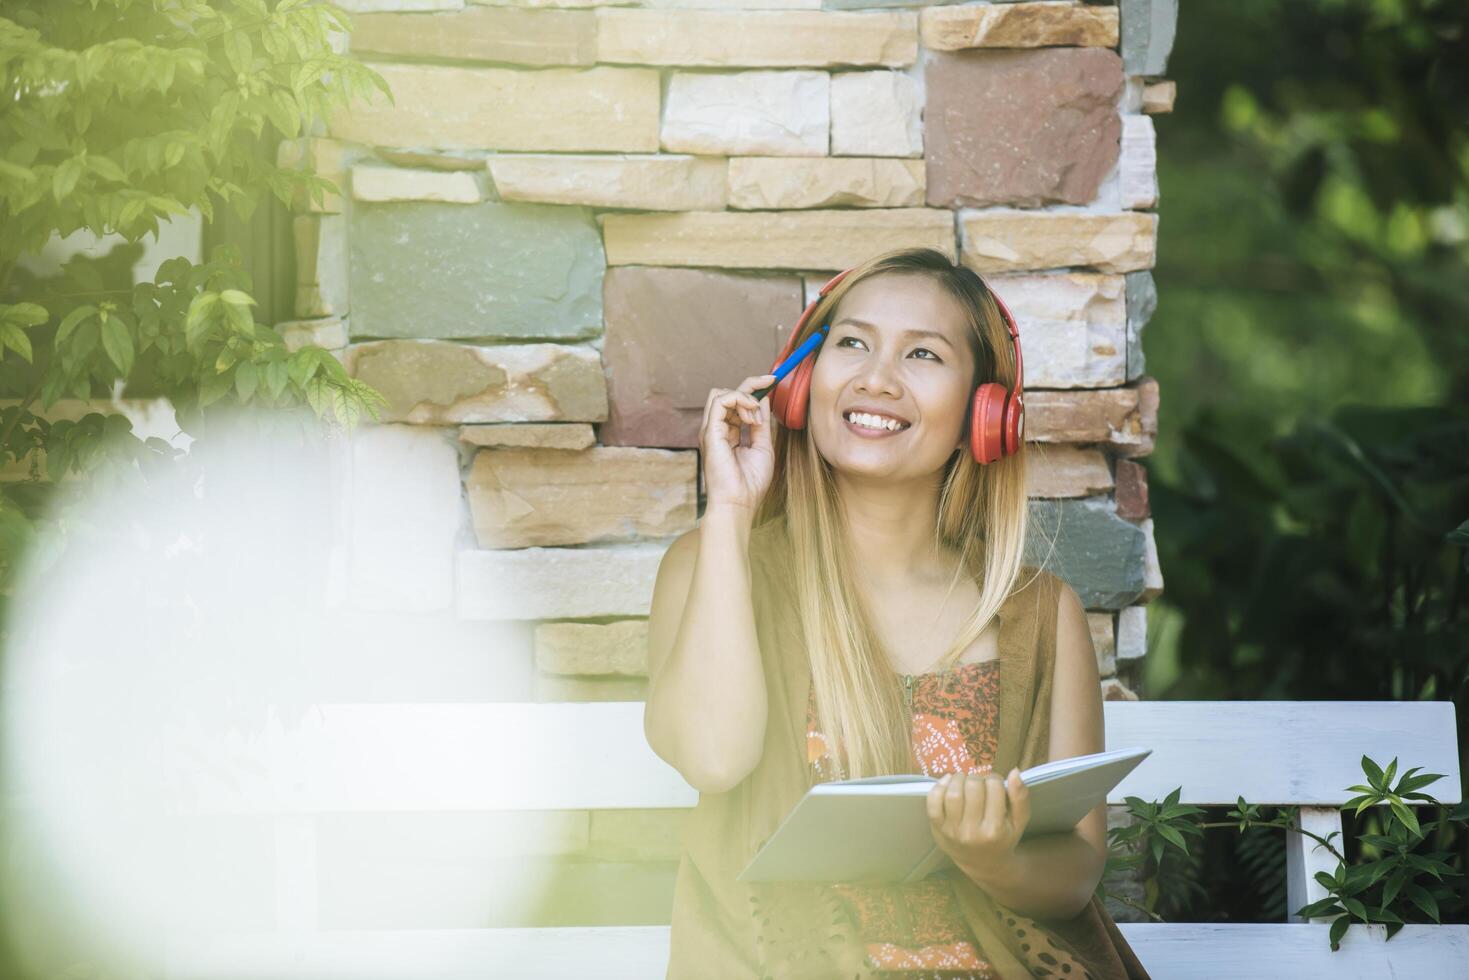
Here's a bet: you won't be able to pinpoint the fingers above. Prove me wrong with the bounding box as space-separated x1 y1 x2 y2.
941 772 968 839
1006 768 1030 834
979 773 1007 841
930 771 1017 849
702 376 776 438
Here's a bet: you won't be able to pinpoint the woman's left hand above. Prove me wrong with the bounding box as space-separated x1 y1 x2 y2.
927 768 1031 885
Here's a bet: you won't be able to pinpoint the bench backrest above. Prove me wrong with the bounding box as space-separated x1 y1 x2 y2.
155 700 1462 815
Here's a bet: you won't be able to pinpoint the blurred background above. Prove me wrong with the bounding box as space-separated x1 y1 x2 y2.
1 0 1466 975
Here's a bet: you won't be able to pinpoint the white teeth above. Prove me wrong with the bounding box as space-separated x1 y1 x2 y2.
845 411 908 432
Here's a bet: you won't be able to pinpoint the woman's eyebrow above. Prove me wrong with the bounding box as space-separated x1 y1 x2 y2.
833 317 955 349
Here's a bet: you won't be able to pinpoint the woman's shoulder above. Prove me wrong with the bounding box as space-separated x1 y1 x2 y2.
1002 563 1072 630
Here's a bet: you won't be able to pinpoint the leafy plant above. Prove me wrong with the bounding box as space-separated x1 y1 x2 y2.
1283 756 1465 950
0 1 392 594
1103 756 1469 950
1098 788 1207 922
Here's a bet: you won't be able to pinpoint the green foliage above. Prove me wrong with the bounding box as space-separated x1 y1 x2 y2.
0 1 392 594
1097 788 1207 921
1107 756 1468 951
0 0 391 259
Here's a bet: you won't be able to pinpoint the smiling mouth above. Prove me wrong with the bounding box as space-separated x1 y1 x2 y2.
842 411 912 434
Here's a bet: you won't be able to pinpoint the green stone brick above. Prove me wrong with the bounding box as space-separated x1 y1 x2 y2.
349 200 605 341
1025 498 1149 609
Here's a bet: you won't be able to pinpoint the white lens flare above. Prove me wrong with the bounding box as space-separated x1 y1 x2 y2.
0 408 563 979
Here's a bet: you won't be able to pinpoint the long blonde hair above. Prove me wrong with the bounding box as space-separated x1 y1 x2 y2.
752 247 1044 780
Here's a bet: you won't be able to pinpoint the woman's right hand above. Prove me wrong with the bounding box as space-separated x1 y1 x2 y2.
700 374 778 518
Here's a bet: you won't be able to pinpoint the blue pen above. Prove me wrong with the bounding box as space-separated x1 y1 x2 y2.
753 324 828 402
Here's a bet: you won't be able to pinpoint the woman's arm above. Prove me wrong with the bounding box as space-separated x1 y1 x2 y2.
927 581 1108 920
643 505 770 795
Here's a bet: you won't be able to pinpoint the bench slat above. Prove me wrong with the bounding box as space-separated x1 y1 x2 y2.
161 923 1469 979
156 701 1461 814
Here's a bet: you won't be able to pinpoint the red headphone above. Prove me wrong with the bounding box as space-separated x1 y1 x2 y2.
766 268 1025 465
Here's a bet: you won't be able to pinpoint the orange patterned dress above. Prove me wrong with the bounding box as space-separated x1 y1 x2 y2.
806 660 1004 978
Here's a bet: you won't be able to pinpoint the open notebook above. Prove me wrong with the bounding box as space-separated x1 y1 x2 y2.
736 746 1151 884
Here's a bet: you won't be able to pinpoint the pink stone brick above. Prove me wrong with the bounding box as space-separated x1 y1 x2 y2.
1115 457 1151 520
599 267 804 448
925 48 1123 208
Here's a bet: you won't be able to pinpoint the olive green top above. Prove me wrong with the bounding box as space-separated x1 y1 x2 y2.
665 514 1151 979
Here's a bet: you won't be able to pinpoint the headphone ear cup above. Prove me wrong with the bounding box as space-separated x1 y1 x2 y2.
1003 390 1024 457
968 382 1007 464
771 356 815 429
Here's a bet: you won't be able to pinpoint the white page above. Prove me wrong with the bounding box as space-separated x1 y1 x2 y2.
737 747 1151 884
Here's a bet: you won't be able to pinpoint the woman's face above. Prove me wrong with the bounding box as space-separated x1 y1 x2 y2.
807 273 979 480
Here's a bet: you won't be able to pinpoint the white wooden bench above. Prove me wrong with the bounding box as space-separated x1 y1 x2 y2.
146 700 1466 978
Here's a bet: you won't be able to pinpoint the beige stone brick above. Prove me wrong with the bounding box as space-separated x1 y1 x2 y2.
468 446 696 548
344 341 609 425
986 272 1127 388
1087 611 1117 678
1141 80 1176 114
458 423 597 450
535 619 649 676
1120 115 1158 210
1023 379 1158 457
276 138 347 213
1139 517 1164 601
588 808 690 862
830 70 923 157
351 165 481 203
457 539 670 619
351 6 596 64
1117 604 1147 661
603 208 954 270
1027 445 1113 498
277 317 348 352
958 210 1157 274
596 9 916 67
920 1 1118 50
662 70 828 156
488 153 726 210
329 62 660 152
727 157 924 209
294 214 348 318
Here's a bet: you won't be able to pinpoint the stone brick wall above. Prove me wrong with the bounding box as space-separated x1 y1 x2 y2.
277 0 1175 926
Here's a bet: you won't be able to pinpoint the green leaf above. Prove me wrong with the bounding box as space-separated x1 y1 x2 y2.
1328 914 1349 951
234 360 257 401
1 324 34 363
86 155 126 183
1388 799 1421 838
1396 772 1445 795
53 157 83 203
305 376 329 417
220 289 256 307
264 359 289 399
224 31 253 76
186 292 219 347
1405 884 1440 922
198 370 232 408
101 319 135 375
1156 823 1190 854
1342 897 1367 921
4 303 48 327
1382 758 1398 789
1361 756 1385 792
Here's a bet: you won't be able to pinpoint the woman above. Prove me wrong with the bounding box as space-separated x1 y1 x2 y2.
645 247 1150 979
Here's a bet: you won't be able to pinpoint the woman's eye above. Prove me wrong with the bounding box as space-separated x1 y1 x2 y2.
835 337 940 361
